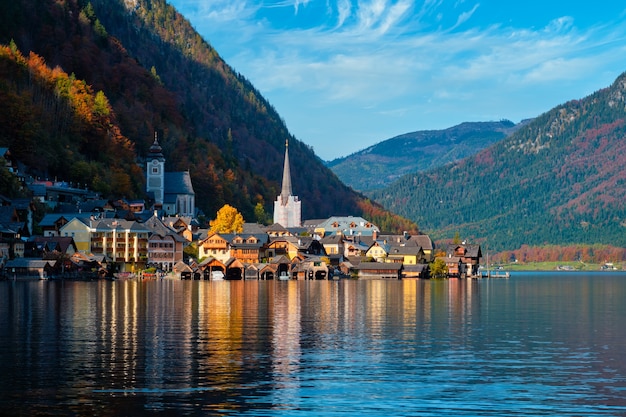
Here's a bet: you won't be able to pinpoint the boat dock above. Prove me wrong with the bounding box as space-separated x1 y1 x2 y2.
477 270 510 278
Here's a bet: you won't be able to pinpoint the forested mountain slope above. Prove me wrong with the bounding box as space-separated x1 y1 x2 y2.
370 73 626 251
0 0 416 232
328 120 523 192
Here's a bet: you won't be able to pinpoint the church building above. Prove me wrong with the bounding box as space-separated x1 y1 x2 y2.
273 140 301 227
146 133 196 217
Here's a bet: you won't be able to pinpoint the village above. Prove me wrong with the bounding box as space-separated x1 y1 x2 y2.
0 139 484 281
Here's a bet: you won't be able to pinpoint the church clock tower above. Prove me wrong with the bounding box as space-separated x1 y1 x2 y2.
146 132 165 206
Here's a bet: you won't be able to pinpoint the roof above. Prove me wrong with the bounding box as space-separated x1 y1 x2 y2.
356 262 403 271
314 216 379 236
403 264 428 272
320 234 344 244
388 245 424 256
164 171 195 196
410 234 434 250
143 215 179 238
243 223 267 234
33 236 76 253
230 233 269 248
91 219 150 233
5 258 56 268
38 213 71 227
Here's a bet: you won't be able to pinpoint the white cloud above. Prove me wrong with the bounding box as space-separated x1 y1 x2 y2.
336 0 352 28
451 3 479 30
168 0 626 158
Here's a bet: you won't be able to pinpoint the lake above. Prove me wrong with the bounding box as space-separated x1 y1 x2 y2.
1 272 625 416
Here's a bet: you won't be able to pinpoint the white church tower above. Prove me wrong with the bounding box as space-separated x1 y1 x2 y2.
146 132 165 206
273 140 301 227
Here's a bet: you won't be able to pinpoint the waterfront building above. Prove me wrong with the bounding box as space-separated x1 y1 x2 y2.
59 216 92 253
198 232 233 264
143 213 186 271
90 219 150 272
273 140 301 227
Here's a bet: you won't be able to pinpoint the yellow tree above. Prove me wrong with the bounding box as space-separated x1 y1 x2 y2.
210 204 244 233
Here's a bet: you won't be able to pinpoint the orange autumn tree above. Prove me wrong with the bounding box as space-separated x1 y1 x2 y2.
209 204 244 233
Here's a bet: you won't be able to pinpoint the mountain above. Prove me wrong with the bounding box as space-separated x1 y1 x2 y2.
327 120 524 192
370 73 626 251
327 120 527 192
0 0 416 232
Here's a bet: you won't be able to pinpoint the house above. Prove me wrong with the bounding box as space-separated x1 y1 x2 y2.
386 245 426 265
445 244 482 277
198 232 232 264
266 235 326 261
297 237 326 257
197 257 227 280
402 264 429 279
32 236 77 260
224 257 245 280
344 238 371 258
410 234 435 262
3 258 56 279
90 219 150 272
265 222 293 238
320 234 344 257
355 262 402 279
163 216 194 242
174 261 194 280
291 255 328 280
142 214 186 271
366 240 391 262
271 255 291 279
229 234 269 264
266 236 300 260
147 233 185 272
28 180 98 209
438 255 462 278
59 216 92 253
313 216 379 237
39 213 73 237
244 263 262 280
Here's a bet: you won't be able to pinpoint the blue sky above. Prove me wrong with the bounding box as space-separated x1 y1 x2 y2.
167 0 626 160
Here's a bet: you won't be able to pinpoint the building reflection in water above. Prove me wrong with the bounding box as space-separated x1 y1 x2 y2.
270 281 301 410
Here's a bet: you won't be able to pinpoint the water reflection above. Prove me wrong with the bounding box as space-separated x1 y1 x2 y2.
1 274 626 415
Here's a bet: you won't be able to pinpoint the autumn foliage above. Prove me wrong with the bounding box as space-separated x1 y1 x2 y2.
491 244 626 264
209 204 245 234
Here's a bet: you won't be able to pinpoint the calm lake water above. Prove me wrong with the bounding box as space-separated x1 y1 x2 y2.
1 272 626 416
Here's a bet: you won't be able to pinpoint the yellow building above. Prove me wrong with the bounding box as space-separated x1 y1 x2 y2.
90 219 150 272
59 217 92 253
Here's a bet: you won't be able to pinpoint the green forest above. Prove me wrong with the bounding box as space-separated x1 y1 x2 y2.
371 75 626 251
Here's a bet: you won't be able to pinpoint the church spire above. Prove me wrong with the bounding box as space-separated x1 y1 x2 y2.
280 139 292 205
273 139 301 227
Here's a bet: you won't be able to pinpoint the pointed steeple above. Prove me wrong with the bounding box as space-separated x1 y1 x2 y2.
280 139 292 205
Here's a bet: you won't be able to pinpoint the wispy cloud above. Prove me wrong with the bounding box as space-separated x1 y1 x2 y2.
170 0 626 158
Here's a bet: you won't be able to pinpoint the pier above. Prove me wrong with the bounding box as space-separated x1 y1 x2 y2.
478 270 510 278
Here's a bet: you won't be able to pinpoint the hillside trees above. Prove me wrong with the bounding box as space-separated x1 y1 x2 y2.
0 43 140 197
210 204 244 234
371 72 626 250
0 0 419 233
